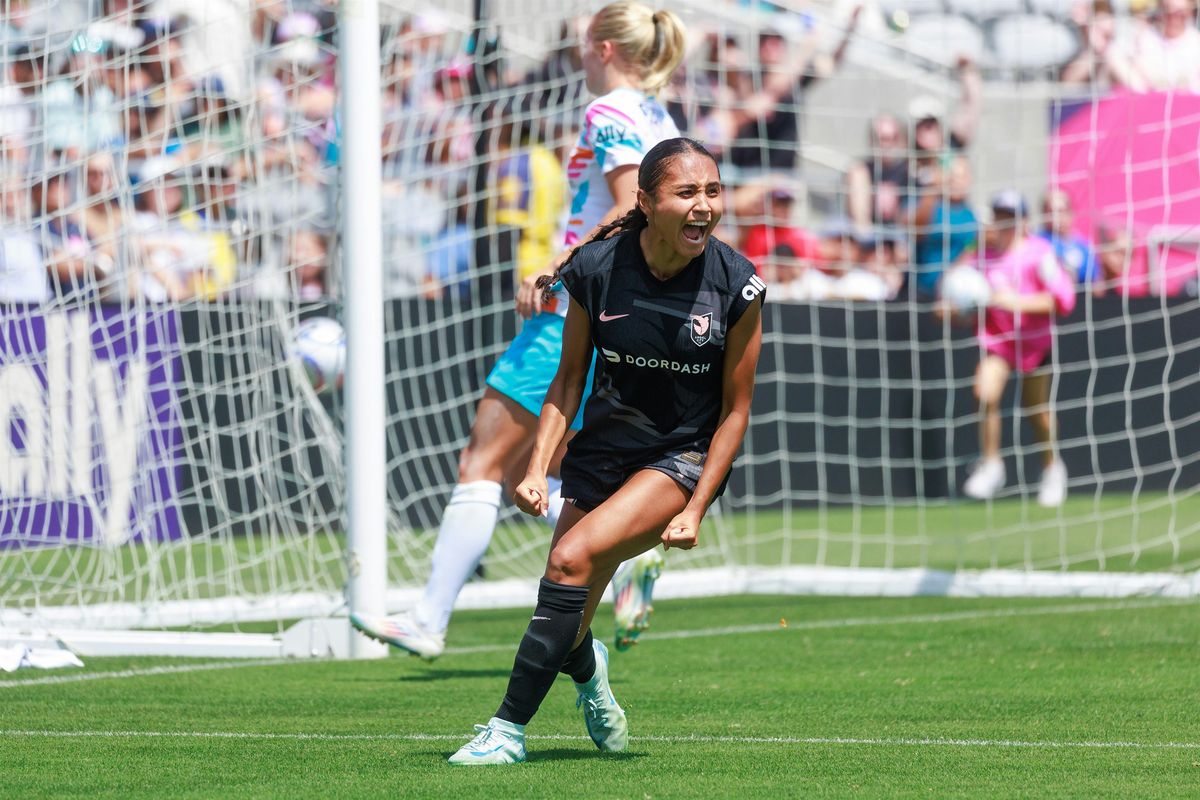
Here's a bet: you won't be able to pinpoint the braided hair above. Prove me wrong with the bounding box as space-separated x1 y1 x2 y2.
536 136 718 302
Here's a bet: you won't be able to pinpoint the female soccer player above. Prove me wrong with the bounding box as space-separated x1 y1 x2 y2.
448 137 765 765
351 1 686 659
962 190 1077 507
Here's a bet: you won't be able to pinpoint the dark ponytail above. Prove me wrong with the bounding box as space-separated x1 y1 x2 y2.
539 136 717 303
536 207 648 302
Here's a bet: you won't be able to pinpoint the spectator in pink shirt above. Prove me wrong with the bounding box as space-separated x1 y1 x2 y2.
962 191 1078 508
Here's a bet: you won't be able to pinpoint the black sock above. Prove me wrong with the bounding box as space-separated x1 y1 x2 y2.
560 628 596 685
496 578 590 725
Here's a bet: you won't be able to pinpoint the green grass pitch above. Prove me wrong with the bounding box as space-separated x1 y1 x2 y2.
4 494 1198 609
3 593 1197 798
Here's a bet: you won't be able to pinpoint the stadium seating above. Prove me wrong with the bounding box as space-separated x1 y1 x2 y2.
901 14 989 66
989 14 1080 74
945 0 1028 24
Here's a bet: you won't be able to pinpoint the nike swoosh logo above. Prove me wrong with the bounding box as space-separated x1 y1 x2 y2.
469 744 508 757
598 310 629 322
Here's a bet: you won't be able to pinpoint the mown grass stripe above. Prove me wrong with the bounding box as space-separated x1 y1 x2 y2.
2 597 1193 687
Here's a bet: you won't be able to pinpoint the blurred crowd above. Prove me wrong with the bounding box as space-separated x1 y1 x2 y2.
1060 0 1200 92
0 0 1196 308
0 0 338 306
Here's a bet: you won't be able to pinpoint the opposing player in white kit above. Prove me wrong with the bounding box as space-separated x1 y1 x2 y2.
350 0 687 659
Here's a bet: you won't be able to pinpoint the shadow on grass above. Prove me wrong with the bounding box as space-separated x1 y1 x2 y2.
394 668 514 682
423 749 646 764
527 748 645 764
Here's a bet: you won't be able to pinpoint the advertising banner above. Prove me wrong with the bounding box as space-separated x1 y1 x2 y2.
1050 90 1200 296
0 306 182 546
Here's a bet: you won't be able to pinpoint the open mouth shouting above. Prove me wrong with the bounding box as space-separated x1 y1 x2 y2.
682 219 710 246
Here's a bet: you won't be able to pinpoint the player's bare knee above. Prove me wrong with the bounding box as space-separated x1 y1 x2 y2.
546 542 592 585
457 445 502 484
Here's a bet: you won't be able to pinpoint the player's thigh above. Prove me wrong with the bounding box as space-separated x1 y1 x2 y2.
546 469 689 583
974 354 1011 407
460 388 538 481
1020 369 1052 412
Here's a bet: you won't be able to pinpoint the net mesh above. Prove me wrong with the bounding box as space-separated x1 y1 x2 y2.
1 0 1197 646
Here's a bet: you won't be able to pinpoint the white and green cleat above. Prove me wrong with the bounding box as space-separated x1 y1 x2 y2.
348 610 445 660
447 717 527 765
612 549 664 651
574 639 628 752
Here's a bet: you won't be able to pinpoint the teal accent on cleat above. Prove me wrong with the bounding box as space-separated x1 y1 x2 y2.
349 611 445 660
612 549 664 651
447 717 527 765
574 639 628 752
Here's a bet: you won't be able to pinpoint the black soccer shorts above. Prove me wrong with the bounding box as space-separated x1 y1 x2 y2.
560 445 730 513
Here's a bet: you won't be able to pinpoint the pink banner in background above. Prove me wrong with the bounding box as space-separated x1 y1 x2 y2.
1049 89 1200 297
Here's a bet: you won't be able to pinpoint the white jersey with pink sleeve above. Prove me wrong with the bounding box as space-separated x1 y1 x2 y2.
543 87 679 317
980 235 1077 372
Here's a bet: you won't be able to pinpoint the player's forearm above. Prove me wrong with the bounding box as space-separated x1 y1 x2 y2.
685 408 749 513
527 375 584 477
525 416 567 479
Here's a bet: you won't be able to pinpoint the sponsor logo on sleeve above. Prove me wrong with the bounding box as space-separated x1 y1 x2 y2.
741 274 767 301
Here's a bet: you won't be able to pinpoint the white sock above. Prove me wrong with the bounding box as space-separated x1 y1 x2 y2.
414 480 502 633
544 475 565 530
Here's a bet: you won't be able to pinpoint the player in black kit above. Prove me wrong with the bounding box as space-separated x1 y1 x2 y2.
448 137 765 765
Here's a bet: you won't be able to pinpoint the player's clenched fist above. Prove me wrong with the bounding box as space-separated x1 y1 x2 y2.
514 476 549 517
661 510 702 550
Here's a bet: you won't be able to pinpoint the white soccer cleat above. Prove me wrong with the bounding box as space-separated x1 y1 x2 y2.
964 457 1006 500
447 717 526 766
348 610 445 660
612 549 664 651
1038 459 1068 508
574 639 628 752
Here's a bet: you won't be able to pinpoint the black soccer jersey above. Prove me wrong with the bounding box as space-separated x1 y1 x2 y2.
559 229 765 462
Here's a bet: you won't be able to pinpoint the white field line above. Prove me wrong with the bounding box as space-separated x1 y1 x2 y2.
1 597 1194 688
0 658 295 689
0 729 1197 751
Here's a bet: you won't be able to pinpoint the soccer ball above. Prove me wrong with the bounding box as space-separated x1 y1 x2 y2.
940 265 992 312
290 317 345 394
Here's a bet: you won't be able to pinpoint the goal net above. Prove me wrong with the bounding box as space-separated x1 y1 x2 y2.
1 0 1196 659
